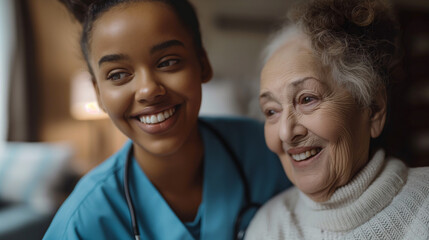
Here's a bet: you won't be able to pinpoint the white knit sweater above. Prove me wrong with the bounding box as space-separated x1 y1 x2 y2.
245 150 429 240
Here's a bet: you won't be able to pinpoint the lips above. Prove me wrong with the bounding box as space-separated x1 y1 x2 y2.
131 105 180 135
139 107 176 125
287 147 322 162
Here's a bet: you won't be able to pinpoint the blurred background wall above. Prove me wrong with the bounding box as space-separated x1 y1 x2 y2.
23 0 429 173
0 1 15 144
0 0 428 239
24 0 308 173
3 0 429 178
26 0 127 173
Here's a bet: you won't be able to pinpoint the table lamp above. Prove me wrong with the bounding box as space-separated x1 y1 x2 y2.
70 71 108 121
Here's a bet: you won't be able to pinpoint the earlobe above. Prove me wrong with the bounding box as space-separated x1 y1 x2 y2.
199 50 213 83
370 88 387 138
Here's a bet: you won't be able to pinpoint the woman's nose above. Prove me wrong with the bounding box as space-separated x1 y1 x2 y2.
279 110 307 145
134 71 166 102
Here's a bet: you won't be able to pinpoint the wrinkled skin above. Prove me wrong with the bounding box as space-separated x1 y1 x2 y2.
260 31 386 202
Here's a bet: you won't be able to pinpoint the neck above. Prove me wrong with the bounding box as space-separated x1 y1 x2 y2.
295 151 408 232
134 126 203 191
133 126 204 221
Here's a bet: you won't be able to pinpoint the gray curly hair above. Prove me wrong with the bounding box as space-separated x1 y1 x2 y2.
264 0 400 107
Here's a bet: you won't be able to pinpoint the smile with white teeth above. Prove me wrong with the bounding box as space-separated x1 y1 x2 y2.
291 148 321 161
139 107 176 125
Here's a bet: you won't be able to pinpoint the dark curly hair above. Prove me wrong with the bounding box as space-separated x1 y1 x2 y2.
59 0 203 77
265 0 400 107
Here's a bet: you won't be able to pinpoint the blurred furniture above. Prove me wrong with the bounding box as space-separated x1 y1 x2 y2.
70 71 108 121
200 79 246 117
70 70 112 167
0 142 74 240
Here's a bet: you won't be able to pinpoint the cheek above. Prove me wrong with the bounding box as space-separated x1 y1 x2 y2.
99 86 133 118
306 103 354 141
326 108 355 184
305 101 360 187
306 94 358 143
168 71 202 102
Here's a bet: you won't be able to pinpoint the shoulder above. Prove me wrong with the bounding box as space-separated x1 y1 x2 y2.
253 187 299 221
358 163 429 239
394 160 429 200
408 165 429 182
383 158 429 207
387 161 429 220
65 141 131 206
403 165 429 207
246 187 299 240
43 142 131 239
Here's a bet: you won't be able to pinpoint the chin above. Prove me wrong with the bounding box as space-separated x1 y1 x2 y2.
292 169 333 202
296 175 324 194
134 136 183 157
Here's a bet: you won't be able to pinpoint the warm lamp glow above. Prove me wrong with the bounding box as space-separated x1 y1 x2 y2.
70 71 108 120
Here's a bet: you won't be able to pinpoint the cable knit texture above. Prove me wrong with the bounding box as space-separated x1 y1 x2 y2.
245 150 429 240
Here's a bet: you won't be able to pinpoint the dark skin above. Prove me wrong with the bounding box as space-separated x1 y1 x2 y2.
89 2 213 221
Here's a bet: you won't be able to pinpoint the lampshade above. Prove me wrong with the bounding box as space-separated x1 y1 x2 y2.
70 71 108 120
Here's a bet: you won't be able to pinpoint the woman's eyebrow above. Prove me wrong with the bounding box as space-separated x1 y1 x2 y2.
259 91 275 102
291 77 319 87
288 77 326 92
98 54 129 67
150 39 185 55
259 77 325 101
97 40 185 67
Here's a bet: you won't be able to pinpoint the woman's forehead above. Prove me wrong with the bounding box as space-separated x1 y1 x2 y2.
91 2 183 39
261 38 322 85
88 1 193 64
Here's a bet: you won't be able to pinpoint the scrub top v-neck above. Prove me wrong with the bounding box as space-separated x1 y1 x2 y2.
43 117 291 240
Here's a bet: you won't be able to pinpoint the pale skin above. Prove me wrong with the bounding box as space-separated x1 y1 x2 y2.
260 31 387 202
88 2 212 221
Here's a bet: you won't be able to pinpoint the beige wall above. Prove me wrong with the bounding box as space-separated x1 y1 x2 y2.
28 0 429 173
28 0 126 174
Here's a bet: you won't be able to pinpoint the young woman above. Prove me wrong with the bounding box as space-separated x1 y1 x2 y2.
43 1 291 239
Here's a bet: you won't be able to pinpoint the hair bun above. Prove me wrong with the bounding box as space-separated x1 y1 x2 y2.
327 0 378 32
350 1 374 27
59 0 95 23
296 0 397 42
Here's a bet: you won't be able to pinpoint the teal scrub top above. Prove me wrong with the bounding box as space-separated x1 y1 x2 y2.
43 117 291 240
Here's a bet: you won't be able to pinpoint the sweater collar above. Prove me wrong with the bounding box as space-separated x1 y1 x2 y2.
295 149 408 231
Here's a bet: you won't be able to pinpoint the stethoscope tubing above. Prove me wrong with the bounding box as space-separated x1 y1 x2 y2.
198 120 262 240
124 119 260 240
124 145 141 240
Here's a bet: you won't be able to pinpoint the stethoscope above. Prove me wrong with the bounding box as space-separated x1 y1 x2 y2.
124 120 261 240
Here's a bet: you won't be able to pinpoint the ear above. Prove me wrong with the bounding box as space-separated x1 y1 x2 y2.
199 49 213 83
92 79 106 113
369 87 387 138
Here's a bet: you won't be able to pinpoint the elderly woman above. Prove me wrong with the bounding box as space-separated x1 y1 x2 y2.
245 0 429 239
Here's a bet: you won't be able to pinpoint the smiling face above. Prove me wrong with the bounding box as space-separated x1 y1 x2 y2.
260 31 384 202
88 1 212 160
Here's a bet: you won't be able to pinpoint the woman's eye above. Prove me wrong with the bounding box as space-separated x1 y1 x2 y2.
107 72 130 81
158 59 179 68
264 109 276 117
300 95 317 104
